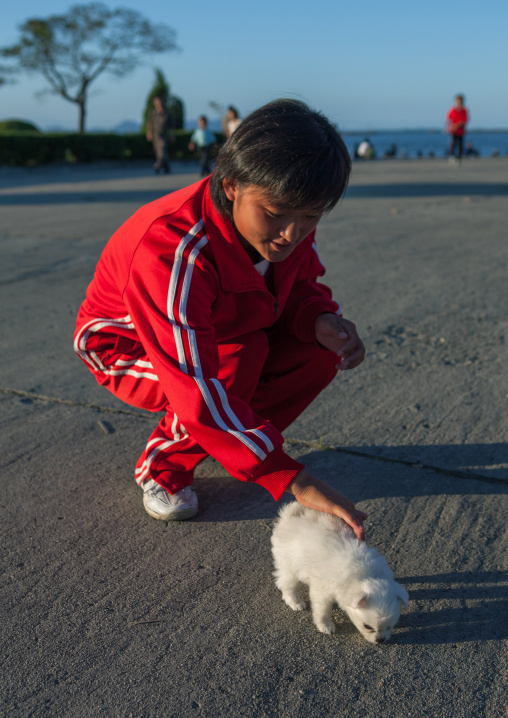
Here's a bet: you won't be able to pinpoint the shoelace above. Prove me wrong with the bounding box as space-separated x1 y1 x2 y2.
152 485 192 503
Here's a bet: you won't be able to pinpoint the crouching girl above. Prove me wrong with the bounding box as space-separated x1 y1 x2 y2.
74 99 367 538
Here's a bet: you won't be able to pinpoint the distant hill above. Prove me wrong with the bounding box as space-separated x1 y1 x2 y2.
112 120 141 134
88 120 141 134
45 124 70 132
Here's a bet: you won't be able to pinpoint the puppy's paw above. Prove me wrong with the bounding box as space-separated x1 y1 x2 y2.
283 596 307 611
315 619 336 635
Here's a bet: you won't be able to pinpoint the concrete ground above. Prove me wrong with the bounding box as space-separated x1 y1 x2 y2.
0 157 507 717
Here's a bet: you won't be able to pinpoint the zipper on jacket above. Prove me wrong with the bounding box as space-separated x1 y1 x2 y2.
274 298 280 317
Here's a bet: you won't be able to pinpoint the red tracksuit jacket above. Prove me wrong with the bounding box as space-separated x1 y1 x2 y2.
74 178 339 498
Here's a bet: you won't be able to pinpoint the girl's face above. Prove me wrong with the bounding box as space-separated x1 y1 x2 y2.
223 182 323 263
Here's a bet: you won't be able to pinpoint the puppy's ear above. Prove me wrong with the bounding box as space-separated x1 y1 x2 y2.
394 583 409 608
350 593 368 609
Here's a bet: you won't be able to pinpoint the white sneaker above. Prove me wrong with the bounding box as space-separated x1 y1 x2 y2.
142 480 198 521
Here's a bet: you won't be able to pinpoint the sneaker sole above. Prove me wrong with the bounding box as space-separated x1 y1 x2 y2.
143 503 198 521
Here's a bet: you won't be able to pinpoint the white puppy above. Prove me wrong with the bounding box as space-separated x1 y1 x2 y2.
271 502 409 644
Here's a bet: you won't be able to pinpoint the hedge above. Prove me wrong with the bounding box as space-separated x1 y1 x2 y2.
0 130 226 166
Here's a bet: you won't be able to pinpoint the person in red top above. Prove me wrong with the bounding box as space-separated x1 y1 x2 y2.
447 94 469 161
74 99 368 538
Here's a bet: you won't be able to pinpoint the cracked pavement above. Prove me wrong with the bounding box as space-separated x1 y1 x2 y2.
1 159 507 717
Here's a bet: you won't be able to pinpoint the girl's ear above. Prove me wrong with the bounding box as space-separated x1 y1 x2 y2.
222 179 238 202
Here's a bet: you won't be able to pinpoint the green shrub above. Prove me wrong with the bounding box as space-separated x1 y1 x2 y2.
0 119 41 133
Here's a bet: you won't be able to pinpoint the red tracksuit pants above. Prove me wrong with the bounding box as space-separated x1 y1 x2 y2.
96 328 338 493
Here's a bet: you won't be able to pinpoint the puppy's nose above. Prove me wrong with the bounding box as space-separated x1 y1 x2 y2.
375 637 386 644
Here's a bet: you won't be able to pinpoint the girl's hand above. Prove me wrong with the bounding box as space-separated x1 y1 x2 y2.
315 313 365 370
287 469 368 540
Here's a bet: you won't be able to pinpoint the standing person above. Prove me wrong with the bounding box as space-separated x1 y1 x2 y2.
446 94 469 163
222 105 241 138
74 99 367 539
146 95 174 174
188 115 216 176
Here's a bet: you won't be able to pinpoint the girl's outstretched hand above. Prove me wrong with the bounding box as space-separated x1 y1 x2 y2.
287 469 368 541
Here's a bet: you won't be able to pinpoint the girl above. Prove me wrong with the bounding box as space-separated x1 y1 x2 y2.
74 99 367 538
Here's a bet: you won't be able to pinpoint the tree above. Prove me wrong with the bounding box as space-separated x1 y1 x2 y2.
1 3 178 133
141 68 185 133
0 60 17 88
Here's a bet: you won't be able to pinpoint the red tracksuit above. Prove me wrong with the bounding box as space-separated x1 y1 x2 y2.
74 178 340 500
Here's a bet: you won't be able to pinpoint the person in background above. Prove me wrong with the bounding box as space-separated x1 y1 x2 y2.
356 138 375 160
222 106 241 138
383 143 397 159
464 141 480 157
146 95 174 174
446 94 469 163
189 115 216 176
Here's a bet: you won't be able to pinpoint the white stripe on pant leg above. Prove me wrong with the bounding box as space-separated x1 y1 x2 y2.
74 315 135 372
115 359 154 369
135 432 189 483
106 356 158 380
89 350 107 372
136 439 178 485
106 367 159 381
135 438 170 478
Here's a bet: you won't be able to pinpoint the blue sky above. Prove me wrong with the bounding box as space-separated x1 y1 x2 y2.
1 0 507 132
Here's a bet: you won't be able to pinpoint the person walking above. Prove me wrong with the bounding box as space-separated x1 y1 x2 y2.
146 95 174 174
447 94 469 164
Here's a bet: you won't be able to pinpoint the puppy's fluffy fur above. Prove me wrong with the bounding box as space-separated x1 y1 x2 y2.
271 502 408 644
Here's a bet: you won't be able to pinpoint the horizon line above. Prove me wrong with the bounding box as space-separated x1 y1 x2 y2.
35 123 508 134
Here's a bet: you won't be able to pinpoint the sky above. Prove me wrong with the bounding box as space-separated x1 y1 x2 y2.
1 0 507 133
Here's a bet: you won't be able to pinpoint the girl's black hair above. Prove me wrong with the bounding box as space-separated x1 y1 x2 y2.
210 98 351 220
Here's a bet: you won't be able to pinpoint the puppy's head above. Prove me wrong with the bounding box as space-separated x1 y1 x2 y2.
344 578 409 644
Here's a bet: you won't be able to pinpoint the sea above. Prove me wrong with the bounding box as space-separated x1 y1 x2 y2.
196 119 508 160
339 130 508 160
